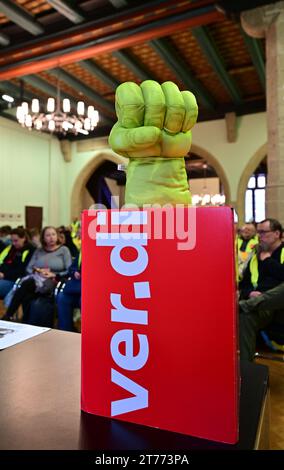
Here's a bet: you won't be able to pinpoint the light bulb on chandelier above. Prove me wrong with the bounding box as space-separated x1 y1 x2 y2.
191 193 226 206
16 83 99 136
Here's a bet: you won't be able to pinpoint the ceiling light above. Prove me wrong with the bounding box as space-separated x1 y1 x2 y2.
16 80 99 136
2 94 14 103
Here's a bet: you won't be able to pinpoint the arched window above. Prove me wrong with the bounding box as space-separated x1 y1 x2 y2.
245 158 267 222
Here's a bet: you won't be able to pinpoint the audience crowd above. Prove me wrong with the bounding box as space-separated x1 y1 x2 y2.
1 218 284 358
0 223 81 332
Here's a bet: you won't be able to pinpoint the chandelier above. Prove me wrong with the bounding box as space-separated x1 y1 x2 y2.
190 162 226 206
191 193 226 206
16 82 99 136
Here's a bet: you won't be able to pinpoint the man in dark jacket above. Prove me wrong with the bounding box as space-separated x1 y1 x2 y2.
239 218 284 360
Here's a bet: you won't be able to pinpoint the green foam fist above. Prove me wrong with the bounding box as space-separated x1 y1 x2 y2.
109 80 198 206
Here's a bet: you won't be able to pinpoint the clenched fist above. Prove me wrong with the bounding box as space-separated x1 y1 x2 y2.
109 80 198 206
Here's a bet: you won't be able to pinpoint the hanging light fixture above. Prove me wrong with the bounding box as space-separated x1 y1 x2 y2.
189 161 226 206
191 193 226 206
16 78 99 136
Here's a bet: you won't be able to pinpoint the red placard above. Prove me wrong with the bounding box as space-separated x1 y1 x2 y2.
81 206 239 444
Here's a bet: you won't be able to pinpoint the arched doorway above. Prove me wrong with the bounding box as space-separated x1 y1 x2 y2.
70 145 230 218
70 150 127 219
187 144 231 206
86 160 126 209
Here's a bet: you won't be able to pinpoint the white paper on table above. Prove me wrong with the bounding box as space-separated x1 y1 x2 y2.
0 320 50 349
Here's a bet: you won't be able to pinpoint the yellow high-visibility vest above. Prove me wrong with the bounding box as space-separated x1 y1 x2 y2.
0 245 11 264
71 220 80 238
0 245 30 265
235 236 258 283
236 236 258 253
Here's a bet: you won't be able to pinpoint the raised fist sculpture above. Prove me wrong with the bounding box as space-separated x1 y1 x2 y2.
109 80 198 206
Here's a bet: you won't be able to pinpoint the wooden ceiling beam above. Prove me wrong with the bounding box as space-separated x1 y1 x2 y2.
0 0 218 58
0 4 223 80
0 0 44 36
150 37 215 110
198 97 265 122
192 26 243 105
241 31 265 92
0 80 36 103
46 1 85 24
80 59 120 90
112 50 153 81
47 68 115 117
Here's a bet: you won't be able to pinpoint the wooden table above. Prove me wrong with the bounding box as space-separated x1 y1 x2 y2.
0 329 269 450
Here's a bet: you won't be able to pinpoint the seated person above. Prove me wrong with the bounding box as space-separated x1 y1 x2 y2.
56 251 81 332
236 222 258 280
239 218 284 360
240 282 284 347
0 228 35 305
58 228 79 259
0 225 12 247
29 227 41 248
0 239 5 253
3 226 72 323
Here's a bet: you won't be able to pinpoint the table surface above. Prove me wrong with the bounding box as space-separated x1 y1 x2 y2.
0 329 269 450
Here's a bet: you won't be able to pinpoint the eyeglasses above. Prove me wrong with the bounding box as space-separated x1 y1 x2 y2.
257 230 274 235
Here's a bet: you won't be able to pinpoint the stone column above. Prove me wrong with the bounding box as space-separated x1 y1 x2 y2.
241 2 284 224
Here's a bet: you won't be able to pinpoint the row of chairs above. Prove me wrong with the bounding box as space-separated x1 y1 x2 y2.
4 277 81 331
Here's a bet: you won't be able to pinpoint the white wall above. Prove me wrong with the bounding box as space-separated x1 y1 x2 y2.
0 112 267 227
0 117 64 227
192 112 267 201
190 177 220 196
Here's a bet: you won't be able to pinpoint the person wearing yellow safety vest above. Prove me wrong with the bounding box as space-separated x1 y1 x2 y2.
236 222 258 280
70 218 81 252
239 219 284 300
0 227 35 301
239 218 284 361
70 217 80 239
237 222 258 252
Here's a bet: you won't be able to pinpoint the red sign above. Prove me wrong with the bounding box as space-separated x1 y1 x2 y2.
81 206 239 444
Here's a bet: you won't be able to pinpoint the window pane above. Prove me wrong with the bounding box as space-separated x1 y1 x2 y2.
247 176 256 188
233 209 238 223
257 175 266 188
254 189 266 222
245 190 253 222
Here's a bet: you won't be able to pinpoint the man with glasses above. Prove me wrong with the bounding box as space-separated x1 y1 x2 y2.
238 218 284 360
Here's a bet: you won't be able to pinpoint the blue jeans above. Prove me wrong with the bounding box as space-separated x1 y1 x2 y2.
0 279 14 300
57 279 81 331
3 288 15 307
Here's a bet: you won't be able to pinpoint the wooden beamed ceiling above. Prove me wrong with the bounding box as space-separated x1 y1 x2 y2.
0 0 272 140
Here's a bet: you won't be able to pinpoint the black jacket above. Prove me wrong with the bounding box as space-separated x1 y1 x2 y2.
0 242 36 281
239 243 284 299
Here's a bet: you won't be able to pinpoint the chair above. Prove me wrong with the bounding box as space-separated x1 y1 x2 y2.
7 277 66 327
